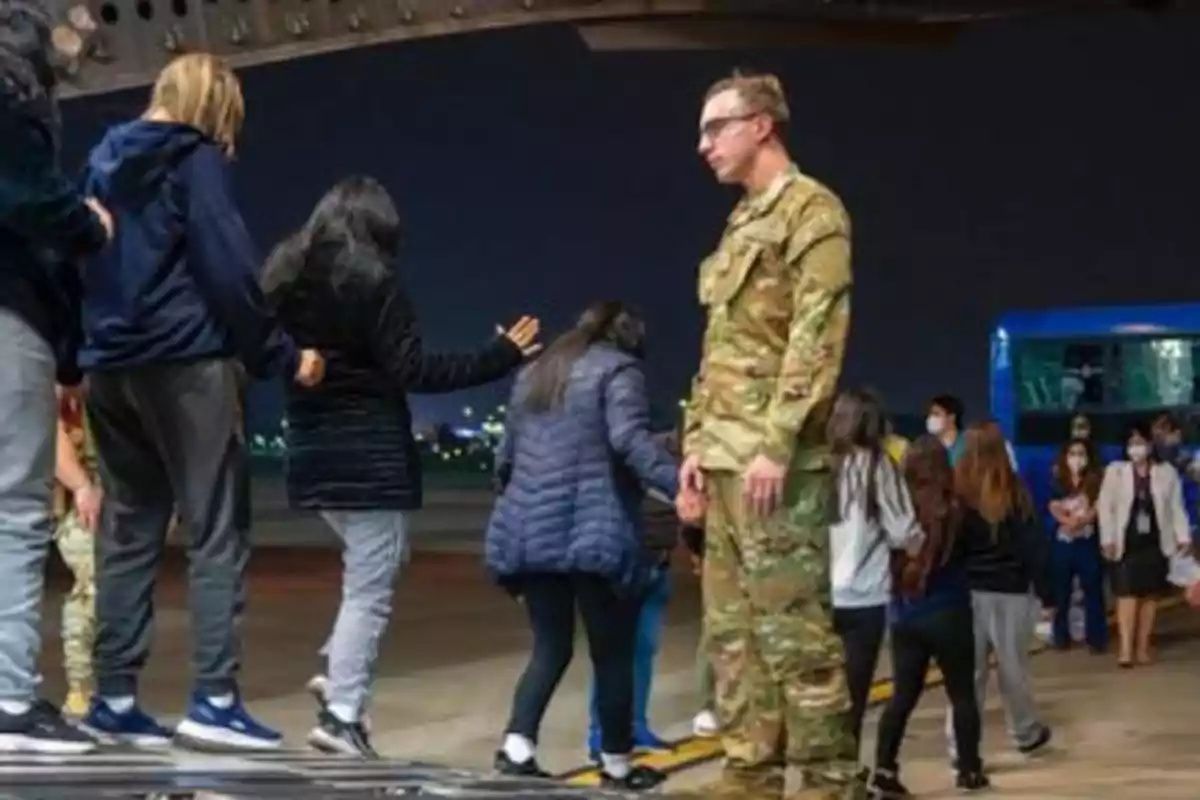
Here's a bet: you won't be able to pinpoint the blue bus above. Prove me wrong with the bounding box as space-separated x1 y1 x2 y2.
991 302 1200 502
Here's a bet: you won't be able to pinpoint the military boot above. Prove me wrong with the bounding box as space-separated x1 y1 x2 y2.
666 768 785 800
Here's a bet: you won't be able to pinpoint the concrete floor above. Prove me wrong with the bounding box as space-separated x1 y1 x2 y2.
36 546 1200 798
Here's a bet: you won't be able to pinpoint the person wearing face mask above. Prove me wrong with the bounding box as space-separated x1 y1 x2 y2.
926 394 966 465
1151 415 1199 544
1097 423 1191 667
1047 439 1106 653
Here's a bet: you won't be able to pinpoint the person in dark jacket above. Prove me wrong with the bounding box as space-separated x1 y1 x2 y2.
870 435 988 797
261 175 539 757
0 0 114 754
487 301 677 792
945 421 1054 766
76 52 324 752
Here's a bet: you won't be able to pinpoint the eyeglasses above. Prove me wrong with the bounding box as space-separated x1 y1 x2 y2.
698 112 759 140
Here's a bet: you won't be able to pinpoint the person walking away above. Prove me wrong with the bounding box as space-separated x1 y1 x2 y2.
869 435 989 796
826 388 923 760
584 428 678 758
53 386 103 718
677 69 860 800
487 302 676 791
946 422 1054 767
262 176 540 757
0 0 115 753
76 52 324 751
1097 423 1190 667
1047 438 1107 653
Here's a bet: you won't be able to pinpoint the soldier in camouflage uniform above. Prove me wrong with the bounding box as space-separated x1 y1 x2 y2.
678 71 862 800
52 388 101 718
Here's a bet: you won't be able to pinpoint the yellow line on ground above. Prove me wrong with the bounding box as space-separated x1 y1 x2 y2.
559 596 1186 786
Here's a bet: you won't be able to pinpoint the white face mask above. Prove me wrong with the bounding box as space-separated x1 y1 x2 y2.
1127 443 1149 462
1067 455 1087 473
926 415 945 436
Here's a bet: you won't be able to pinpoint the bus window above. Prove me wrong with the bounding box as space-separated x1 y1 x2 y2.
1014 340 1108 413
1115 337 1197 409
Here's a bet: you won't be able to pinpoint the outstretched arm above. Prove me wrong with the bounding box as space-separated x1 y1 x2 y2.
368 279 522 394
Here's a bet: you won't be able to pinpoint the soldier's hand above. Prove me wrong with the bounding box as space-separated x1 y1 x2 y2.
743 454 786 518
680 455 705 494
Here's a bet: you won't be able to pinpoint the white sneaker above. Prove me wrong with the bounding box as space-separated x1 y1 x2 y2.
692 710 719 738
305 675 372 734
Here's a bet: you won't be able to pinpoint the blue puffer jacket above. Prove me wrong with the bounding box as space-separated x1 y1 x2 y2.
485 344 679 593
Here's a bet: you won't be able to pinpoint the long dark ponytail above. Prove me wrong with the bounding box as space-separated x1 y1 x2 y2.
520 301 645 413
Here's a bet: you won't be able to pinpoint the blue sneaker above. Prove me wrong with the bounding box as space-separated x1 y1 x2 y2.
633 728 672 752
174 692 282 751
80 699 172 748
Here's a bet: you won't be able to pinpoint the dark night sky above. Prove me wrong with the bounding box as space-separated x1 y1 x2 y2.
59 11 1200 436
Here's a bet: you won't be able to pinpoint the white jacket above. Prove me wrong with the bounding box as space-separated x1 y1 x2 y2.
1097 461 1190 561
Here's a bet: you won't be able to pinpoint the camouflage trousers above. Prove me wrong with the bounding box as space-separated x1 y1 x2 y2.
703 470 861 799
54 510 96 692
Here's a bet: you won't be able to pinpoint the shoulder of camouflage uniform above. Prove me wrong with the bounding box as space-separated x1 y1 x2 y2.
779 171 851 265
781 171 851 234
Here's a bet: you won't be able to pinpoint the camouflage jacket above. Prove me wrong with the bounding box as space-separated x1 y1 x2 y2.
684 164 851 473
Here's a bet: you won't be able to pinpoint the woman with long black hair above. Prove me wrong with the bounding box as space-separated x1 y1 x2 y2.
486 301 677 792
870 435 989 797
261 176 540 757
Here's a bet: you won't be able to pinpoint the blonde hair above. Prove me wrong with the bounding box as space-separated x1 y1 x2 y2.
704 69 790 134
148 53 244 156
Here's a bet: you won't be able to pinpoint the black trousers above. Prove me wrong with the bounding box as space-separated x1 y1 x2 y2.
87 359 245 697
875 605 982 773
833 605 887 749
506 572 642 755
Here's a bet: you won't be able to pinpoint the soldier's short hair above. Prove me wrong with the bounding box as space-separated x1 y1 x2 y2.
704 68 790 137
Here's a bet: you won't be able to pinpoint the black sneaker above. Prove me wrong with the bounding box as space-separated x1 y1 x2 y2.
599 764 666 792
493 749 551 778
0 699 97 754
955 769 991 791
306 709 377 758
868 767 913 798
1017 725 1052 755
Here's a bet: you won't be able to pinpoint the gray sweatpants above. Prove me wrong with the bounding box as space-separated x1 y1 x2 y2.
0 310 58 704
87 359 245 698
318 510 410 721
945 590 1044 758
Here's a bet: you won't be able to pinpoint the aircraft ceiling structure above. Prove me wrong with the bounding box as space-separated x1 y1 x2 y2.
46 0 1176 99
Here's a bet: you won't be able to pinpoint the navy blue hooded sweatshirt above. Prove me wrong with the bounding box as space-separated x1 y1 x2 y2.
0 37 109 385
79 120 298 379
